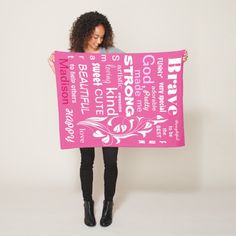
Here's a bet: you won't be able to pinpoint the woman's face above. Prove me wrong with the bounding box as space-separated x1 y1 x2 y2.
85 24 105 52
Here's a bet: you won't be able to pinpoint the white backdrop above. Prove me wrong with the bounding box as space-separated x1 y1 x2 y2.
0 0 235 195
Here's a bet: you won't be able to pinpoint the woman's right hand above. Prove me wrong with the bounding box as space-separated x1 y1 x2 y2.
48 52 55 74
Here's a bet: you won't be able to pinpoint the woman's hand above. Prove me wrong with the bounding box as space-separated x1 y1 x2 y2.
183 50 188 63
48 52 55 73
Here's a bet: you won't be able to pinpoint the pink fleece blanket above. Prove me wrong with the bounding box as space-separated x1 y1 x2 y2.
54 50 185 149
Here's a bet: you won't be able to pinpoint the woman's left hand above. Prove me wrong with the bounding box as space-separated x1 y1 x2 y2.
183 50 188 63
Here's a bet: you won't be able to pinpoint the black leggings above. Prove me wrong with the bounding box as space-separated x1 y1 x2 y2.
80 147 118 201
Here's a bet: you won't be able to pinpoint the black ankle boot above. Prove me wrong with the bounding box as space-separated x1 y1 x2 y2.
84 200 96 226
100 200 114 227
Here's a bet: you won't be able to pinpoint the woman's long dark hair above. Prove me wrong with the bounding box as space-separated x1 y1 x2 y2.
69 11 114 52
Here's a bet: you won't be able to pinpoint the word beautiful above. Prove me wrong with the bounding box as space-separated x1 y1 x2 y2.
54 50 185 149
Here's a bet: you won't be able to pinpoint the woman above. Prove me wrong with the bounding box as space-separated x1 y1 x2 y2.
48 11 123 227
48 11 189 228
